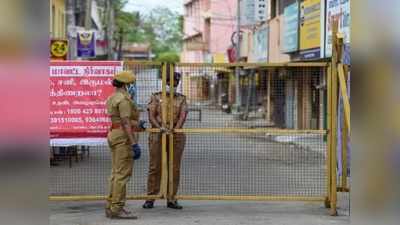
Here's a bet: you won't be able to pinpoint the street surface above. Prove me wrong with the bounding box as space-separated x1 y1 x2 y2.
50 197 349 225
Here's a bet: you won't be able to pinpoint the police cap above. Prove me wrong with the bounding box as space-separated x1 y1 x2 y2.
113 71 136 84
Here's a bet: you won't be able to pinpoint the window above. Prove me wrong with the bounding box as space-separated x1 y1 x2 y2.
270 0 277 18
270 0 297 18
204 18 211 44
280 0 297 15
184 6 189 16
188 4 193 17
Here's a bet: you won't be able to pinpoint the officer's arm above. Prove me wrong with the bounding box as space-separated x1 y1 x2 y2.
148 107 161 128
174 111 188 129
174 97 188 129
148 95 162 128
121 117 137 144
130 106 145 132
119 100 137 144
130 119 145 132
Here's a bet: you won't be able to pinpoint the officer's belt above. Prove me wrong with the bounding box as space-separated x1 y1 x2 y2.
111 123 136 130
110 123 143 132
110 123 122 130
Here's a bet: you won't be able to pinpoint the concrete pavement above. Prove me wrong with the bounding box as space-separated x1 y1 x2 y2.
50 194 349 225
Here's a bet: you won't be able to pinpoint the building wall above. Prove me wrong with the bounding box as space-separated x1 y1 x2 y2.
268 16 290 63
183 0 204 37
180 50 205 63
182 0 236 63
50 0 66 39
209 0 236 55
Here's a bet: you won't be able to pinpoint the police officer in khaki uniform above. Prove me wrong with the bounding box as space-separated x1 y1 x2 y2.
105 71 143 219
143 72 188 209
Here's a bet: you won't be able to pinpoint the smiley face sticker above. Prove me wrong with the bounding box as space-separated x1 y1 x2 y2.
50 39 68 60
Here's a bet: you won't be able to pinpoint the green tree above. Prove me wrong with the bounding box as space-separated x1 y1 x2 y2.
114 4 183 61
124 7 183 61
156 52 180 63
112 0 141 59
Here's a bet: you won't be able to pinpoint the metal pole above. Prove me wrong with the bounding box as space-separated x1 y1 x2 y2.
235 0 241 113
66 0 76 60
329 19 339 216
104 0 113 60
117 28 124 60
160 63 168 198
84 0 92 30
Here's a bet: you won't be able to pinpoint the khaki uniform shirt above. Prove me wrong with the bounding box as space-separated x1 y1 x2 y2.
106 89 140 125
147 92 188 127
106 89 140 148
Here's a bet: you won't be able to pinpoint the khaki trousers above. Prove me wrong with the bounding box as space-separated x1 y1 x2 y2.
106 130 133 213
147 133 186 201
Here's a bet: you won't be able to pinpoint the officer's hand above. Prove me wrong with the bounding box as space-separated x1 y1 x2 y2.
132 144 141 160
138 120 147 131
159 127 170 133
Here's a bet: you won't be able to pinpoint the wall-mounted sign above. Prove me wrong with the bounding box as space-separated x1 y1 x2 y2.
213 53 226 63
282 2 299 53
252 26 269 62
299 0 325 59
50 39 68 60
240 0 255 26
325 0 350 64
240 0 269 26
255 0 269 22
77 31 96 58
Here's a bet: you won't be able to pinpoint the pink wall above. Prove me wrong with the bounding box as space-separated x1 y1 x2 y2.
180 50 205 63
182 0 237 62
183 0 203 37
209 0 237 54
182 1 292 63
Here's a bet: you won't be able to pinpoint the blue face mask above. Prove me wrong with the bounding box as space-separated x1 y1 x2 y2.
127 84 137 101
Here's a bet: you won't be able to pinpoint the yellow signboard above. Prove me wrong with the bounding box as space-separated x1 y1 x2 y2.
300 0 321 50
213 53 226 63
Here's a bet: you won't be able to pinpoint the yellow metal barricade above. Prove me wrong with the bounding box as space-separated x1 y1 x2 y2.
167 62 344 215
49 61 345 216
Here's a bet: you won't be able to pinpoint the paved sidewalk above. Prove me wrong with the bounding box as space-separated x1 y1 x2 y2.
50 195 349 225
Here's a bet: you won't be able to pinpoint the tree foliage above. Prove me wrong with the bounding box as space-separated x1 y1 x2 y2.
111 1 183 61
156 52 180 63
112 1 140 40
122 6 183 61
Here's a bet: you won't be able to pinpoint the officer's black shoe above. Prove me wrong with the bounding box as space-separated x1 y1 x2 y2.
142 200 154 209
50 160 59 166
167 201 183 209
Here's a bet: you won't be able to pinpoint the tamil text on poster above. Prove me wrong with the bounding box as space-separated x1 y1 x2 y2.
50 61 123 138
